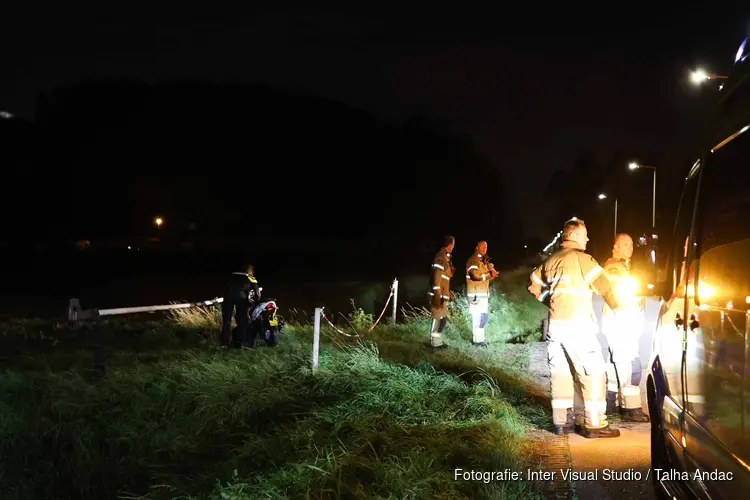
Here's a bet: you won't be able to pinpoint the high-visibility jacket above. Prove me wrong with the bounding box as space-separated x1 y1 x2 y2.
429 248 453 308
466 253 491 298
528 240 618 326
602 257 643 315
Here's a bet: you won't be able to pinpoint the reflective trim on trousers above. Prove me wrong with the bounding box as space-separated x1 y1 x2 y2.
551 398 574 409
621 386 640 396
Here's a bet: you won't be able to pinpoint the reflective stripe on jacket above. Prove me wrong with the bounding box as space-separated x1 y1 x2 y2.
429 248 453 304
466 253 491 298
527 241 613 324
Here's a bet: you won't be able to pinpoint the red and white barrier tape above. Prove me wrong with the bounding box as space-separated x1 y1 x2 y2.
320 280 396 337
368 285 394 332
320 308 360 338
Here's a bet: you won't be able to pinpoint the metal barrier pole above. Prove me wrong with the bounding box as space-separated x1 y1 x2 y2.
68 297 224 323
313 307 321 372
392 278 399 325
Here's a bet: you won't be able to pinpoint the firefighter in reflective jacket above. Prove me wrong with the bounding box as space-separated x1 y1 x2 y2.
601 233 650 422
465 241 498 347
428 235 455 349
528 218 621 438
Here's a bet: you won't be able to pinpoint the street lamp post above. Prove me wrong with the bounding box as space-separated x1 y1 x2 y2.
628 162 656 229
598 193 618 239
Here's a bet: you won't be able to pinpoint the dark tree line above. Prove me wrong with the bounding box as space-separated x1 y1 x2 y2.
3 77 522 278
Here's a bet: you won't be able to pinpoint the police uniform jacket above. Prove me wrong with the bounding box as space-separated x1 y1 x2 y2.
226 272 260 303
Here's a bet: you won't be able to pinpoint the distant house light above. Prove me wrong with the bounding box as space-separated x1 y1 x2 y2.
0 111 13 119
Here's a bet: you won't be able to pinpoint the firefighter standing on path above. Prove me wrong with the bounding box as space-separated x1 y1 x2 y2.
528 219 621 438
465 241 498 347
221 264 261 348
428 236 455 349
601 234 650 422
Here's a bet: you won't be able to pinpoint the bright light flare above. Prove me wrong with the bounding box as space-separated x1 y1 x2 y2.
616 277 640 299
691 69 709 84
154 217 163 228
628 162 639 170
598 193 607 200
686 282 716 299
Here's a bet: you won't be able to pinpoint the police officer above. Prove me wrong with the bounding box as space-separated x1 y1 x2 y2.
221 264 261 348
528 218 621 438
601 233 650 422
428 235 454 349
466 241 498 347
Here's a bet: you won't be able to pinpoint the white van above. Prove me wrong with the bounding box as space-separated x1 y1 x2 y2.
648 36 750 499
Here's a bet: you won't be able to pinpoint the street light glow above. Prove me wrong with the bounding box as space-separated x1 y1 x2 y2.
628 162 639 170
598 193 607 200
154 217 163 228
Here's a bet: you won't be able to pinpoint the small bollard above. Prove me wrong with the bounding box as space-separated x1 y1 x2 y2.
313 307 321 372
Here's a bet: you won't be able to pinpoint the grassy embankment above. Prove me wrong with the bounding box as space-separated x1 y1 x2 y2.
0 267 549 499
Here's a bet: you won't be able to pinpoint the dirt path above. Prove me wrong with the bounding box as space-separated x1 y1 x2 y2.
523 341 654 500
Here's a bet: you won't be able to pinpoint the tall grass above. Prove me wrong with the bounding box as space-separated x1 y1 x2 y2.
0 266 549 499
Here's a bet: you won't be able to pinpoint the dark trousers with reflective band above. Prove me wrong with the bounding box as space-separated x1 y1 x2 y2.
606 349 642 410
221 298 249 346
468 294 489 343
602 311 643 410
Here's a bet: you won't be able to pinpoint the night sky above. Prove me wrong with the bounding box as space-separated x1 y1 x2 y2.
3 6 750 240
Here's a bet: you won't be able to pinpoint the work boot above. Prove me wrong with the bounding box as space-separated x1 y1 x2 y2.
553 409 576 435
472 342 488 347
578 425 621 439
553 424 575 435
621 408 650 422
605 391 618 415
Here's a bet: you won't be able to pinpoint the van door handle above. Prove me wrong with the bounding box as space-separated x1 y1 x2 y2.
689 313 699 332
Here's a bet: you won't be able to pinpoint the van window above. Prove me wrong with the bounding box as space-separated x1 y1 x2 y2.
690 126 750 461
669 163 700 299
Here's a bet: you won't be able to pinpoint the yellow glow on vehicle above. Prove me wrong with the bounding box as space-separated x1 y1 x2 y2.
686 282 716 300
